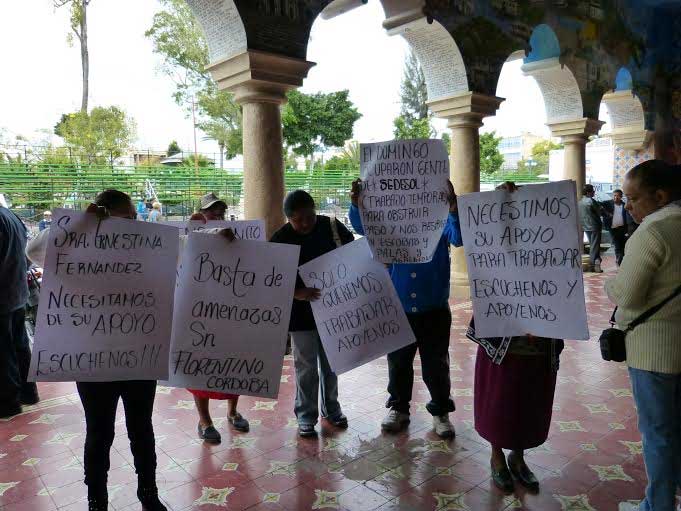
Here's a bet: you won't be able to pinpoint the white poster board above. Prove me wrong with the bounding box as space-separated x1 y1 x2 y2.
359 139 450 264
28 209 179 381
168 234 299 398
458 181 589 340
299 238 416 374
165 219 265 240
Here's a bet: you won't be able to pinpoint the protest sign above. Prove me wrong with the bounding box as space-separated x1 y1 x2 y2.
458 180 589 340
28 209 179 381
299 238 416 374
168 234 299 398
358 138 450 264
165 219 265 240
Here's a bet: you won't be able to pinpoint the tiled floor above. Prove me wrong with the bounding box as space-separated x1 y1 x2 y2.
0 257 668 510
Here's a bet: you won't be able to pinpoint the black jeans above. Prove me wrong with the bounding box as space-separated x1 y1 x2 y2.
610 226 628 266
0 307 36 409
76 380 158 495
386 308 455 416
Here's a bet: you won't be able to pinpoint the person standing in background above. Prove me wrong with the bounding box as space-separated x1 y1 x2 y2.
579 184 605 273
603 189 634 266
38 210 52 231
147 202 162 222
0 206 39 418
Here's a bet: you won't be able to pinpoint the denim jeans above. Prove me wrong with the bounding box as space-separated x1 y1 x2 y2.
585 229 602 266
629 367 681 511
290 330 341 426
77 380 158 496
386 308 455 416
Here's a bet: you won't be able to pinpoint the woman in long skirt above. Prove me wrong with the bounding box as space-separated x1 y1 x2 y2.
468 319 563 493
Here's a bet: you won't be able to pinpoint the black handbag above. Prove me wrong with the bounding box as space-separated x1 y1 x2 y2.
600 284 681 362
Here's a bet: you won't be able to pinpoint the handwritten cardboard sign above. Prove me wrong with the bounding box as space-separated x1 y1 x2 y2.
299 238 416 374
165 219 265 240
359 139 449 264
168 234 299 398
28 209 179 381
458 181 589 340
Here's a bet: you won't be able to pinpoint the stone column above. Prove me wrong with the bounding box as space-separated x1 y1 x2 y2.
428 92 504 298
206 51 315 237
548 118 603 269
547 118 603 192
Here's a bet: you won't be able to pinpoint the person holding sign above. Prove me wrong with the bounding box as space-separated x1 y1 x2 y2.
350 179 462 438
26 190 167 511
186 192 250 441
271 190 355 437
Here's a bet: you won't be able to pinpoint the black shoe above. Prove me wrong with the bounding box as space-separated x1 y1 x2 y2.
491 461 514 493
325 413 348 428
197 423 221 443
298 424 317 437
20 384 39 406
508 452 539 492
0 402 22 419
137 487 167 511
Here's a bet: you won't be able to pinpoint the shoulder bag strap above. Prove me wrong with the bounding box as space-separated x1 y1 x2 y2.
329 216 342 248
624 284 681 333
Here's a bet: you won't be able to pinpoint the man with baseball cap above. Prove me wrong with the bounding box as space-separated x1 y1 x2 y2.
191 192 227 221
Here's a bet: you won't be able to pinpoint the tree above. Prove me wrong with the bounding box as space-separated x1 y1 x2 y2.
393 116 434 139
479 131 504 176
54 0 92 112
282 90 361 160
399 50 429 122
518 139 563 175
167 140 181 156
146 0 242 158
54 106 136 161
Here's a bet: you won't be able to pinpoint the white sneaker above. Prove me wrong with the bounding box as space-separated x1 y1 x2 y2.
381 409 410 432
618 502 640 511
433 415 455 438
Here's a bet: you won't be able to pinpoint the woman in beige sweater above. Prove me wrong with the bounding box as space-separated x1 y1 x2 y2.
606 160 681 511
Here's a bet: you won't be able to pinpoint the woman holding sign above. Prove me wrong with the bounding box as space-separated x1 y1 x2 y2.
186 192 250 442
271 190 355 437
27 190 167 511
467 183 564 494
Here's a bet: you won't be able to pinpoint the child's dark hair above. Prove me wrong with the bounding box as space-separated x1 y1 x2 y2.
94 189 132 211
283 190 315 217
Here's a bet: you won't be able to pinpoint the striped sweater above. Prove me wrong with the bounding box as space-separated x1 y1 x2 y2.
605 204 681 374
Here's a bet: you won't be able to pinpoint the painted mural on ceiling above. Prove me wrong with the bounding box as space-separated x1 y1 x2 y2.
216 0 678 139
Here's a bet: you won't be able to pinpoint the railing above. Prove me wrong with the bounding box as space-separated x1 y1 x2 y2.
0 163 546 222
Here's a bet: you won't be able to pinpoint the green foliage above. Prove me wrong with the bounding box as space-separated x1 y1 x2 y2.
167 140 181 155
393 116 434 139
479 131 504 176
282 90 361 158
54 106 136 161
400 50 429 122
518 139 563 175
441 132 451 154
146 0 242 158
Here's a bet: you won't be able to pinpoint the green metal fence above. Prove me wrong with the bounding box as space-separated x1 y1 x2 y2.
0 162 546 223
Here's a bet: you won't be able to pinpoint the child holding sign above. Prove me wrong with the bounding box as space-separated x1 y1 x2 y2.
26 190 167 511
271 190 355 437
186 192 250 442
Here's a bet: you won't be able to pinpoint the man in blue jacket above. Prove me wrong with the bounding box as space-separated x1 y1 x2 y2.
349 179 462 438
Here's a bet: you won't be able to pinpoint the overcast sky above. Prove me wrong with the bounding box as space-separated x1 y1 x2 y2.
0 0 608 158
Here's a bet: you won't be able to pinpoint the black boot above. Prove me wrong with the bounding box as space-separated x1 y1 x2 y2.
87 489 108 511
137 486 167 511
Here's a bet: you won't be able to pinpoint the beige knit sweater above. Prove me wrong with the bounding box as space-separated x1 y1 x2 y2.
605 204 681 374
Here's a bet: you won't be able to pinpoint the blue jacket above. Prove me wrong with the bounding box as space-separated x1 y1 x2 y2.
349 204 462 314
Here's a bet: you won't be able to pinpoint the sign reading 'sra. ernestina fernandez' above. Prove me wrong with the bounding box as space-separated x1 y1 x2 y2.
29 209 179 381
359 139 450 264
458 181 589 340
168 234 299 398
